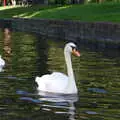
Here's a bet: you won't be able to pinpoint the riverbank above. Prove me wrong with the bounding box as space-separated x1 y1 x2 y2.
0 2 120 48
0 2 120 22
0 18 119 45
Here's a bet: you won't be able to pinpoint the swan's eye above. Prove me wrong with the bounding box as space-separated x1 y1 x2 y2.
71 46 78 51
71 46 75 49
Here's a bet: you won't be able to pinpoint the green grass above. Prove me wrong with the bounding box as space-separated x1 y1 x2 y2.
0 2 120 22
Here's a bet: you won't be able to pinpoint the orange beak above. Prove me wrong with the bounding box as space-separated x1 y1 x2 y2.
72 49 80 57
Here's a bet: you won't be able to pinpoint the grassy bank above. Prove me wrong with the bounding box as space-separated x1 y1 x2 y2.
0 2 120 22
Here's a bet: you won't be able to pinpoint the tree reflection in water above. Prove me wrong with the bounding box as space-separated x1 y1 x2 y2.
3 28 12 56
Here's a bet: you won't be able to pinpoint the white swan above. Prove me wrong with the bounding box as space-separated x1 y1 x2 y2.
35 42 80 94
0 55 5 72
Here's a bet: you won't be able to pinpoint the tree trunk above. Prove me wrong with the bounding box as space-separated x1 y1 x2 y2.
3 0 6 6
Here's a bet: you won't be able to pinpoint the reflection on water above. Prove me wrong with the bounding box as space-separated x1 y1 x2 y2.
0 28 120 120
17 90 78 120
37 91 78 120
3 28 12 56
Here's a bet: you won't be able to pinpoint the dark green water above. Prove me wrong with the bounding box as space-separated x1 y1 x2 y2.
0 28 120 120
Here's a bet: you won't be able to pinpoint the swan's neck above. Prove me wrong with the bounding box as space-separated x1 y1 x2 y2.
64 51 77 93
65 52 74 80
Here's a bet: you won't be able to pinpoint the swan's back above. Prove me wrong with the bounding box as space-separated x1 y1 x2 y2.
35 72 68 93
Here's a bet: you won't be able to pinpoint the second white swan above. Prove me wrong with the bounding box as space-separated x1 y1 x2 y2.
0 55 5 72
35 42 80 94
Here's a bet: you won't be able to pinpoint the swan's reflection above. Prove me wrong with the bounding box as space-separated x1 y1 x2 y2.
18 90 78 120
37 91 78 120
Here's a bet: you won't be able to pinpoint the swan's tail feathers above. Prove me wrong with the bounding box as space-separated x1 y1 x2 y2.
35 76 40 83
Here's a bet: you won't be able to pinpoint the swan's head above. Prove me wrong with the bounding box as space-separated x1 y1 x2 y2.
64 42 80 57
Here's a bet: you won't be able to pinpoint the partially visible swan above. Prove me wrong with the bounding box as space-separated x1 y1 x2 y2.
35 42 80 94
0 55 5 72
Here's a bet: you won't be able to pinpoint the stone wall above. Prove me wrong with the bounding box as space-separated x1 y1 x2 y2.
0 18 120 43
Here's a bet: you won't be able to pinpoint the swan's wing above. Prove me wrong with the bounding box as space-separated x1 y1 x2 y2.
51 72 68 80
46 72 68 92
35 72 68 93
35 74 51 86
35 74 51 91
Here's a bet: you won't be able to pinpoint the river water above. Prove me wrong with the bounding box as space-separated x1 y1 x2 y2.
0 28 120 120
